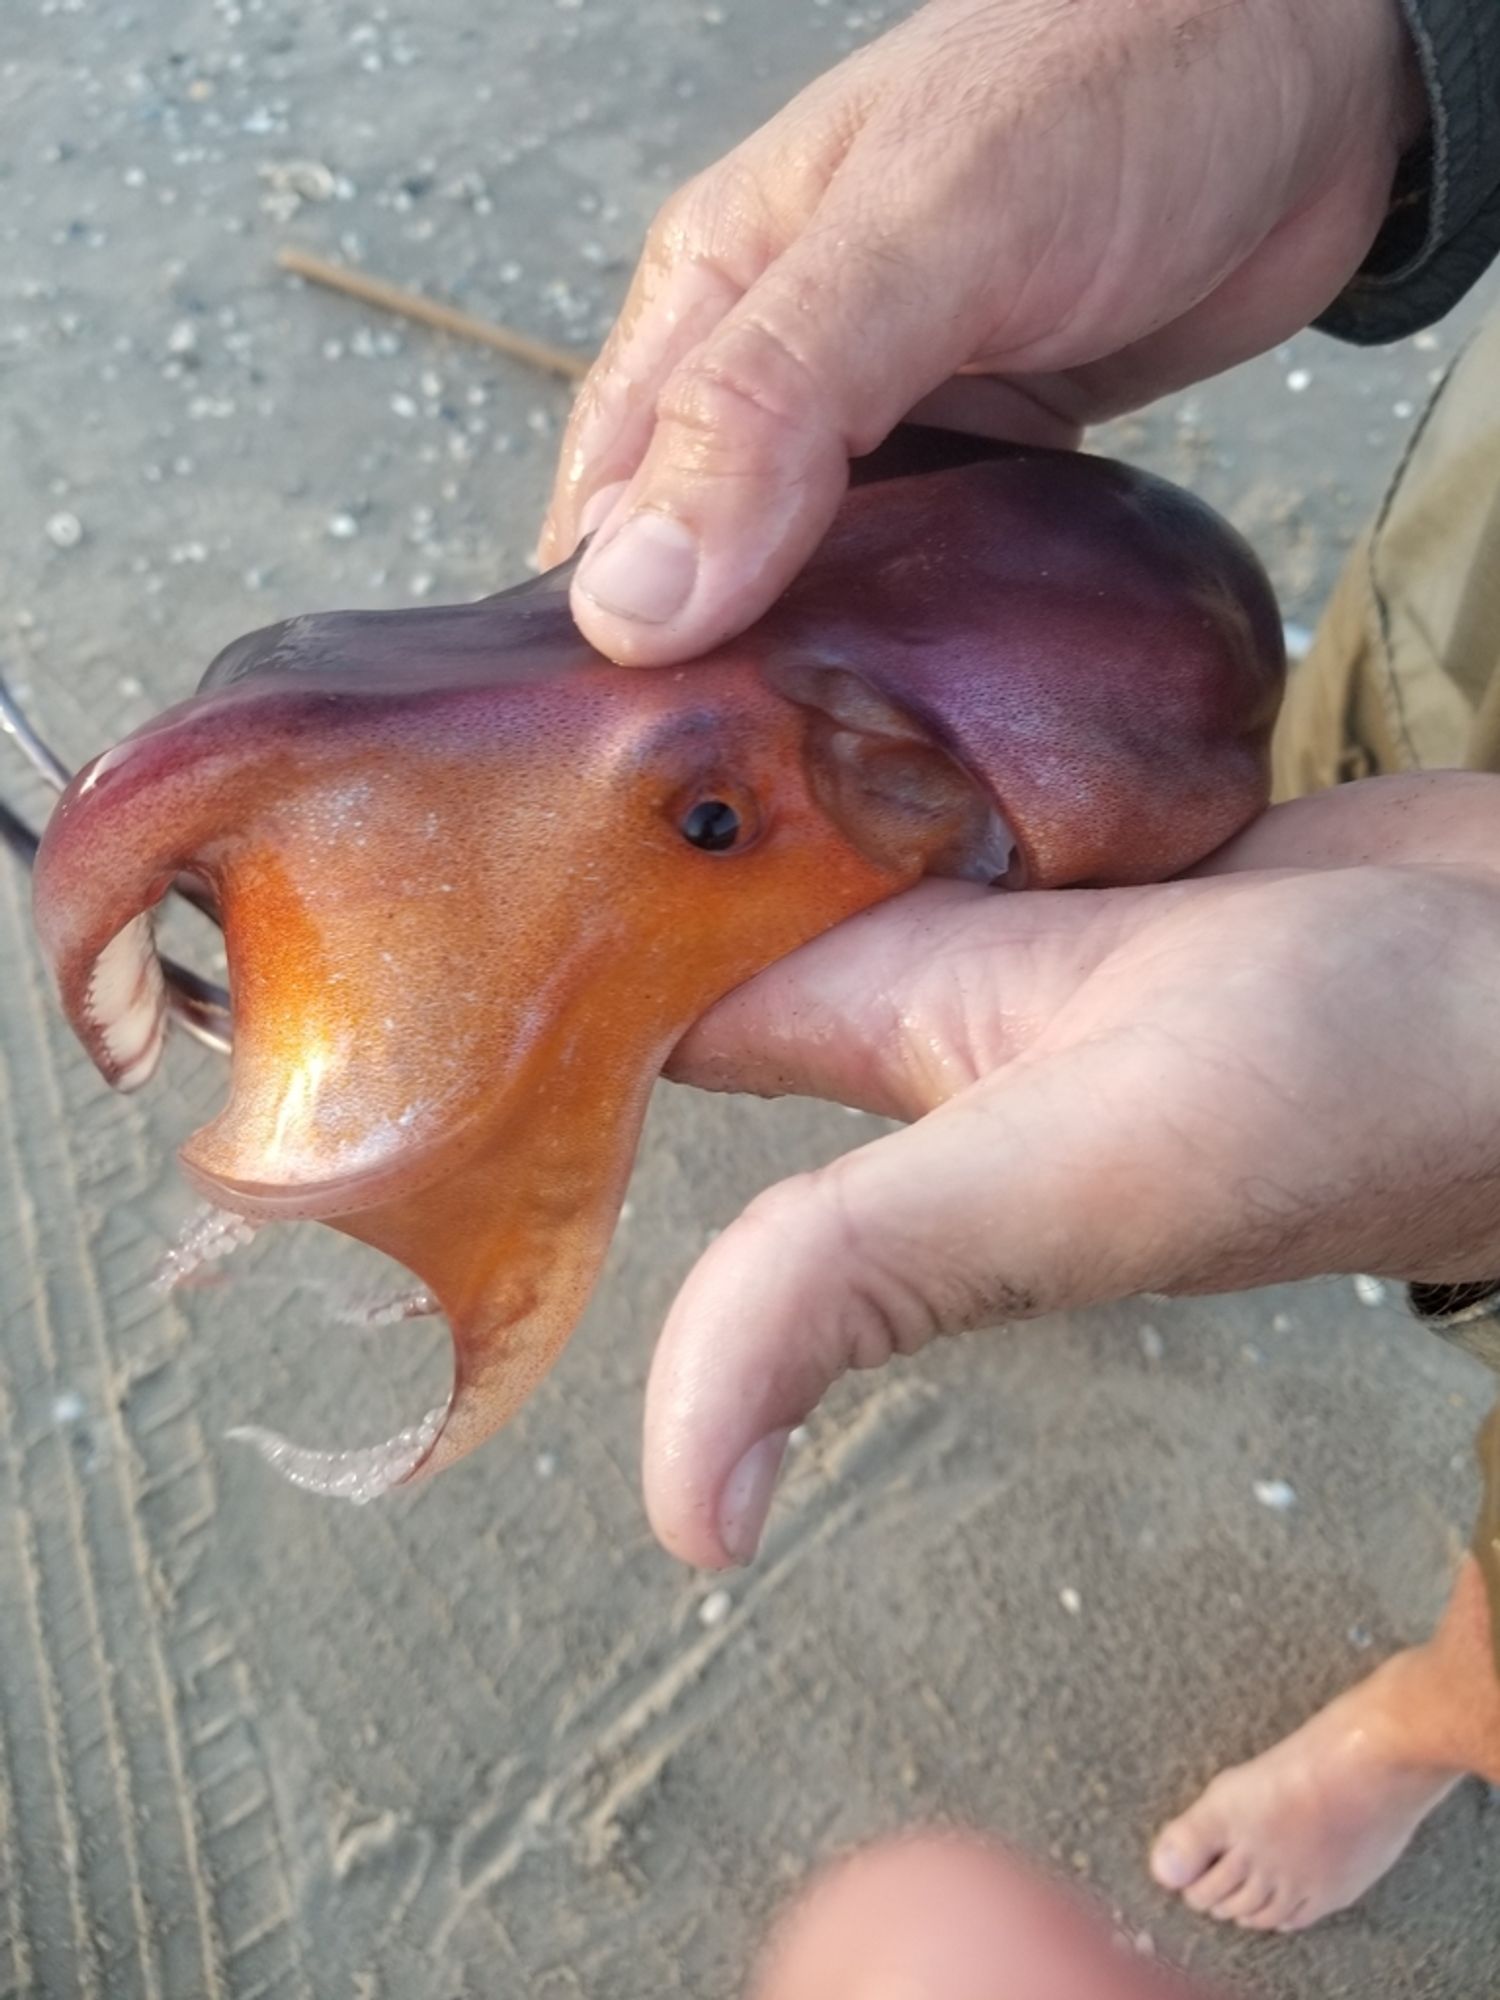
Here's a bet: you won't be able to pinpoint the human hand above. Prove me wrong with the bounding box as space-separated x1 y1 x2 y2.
749 1834 1213 2000
540 0 1423 665
644 773 1500 1568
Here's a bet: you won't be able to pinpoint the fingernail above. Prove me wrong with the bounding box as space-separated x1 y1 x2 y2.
576 511 698 625
1149 1839 1193 1890
578 479 628 542
718 1429 791 1565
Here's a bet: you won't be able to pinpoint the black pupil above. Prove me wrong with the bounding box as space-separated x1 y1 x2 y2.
681 799 741 852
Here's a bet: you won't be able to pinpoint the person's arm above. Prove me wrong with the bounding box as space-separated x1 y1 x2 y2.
540 0 1426 667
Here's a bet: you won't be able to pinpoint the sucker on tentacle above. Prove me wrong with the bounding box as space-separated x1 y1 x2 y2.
332 1286 440 1327
153 1201 264 1293
226 1405 448 1503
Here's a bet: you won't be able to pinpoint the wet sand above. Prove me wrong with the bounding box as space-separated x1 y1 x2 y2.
2 4 1498 1992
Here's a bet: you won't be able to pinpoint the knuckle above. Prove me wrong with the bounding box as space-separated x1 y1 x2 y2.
814 1165 950 1368
733 1172 926 1373
736 1156 1049 1382
656 316 833 461
648 158 773 274
736 1173 817 1244
645 178 702 260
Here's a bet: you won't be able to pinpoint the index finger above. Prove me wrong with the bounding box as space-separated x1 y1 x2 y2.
538 51 884 566
536 209 748 567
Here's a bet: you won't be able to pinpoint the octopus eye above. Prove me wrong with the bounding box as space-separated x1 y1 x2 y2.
679 798 743 852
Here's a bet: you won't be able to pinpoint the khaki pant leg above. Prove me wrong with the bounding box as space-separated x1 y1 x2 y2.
1266 308 1500 1665
1271 308 1500 800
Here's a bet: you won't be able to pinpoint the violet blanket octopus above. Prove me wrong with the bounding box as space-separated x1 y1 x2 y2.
17 433 1285 1500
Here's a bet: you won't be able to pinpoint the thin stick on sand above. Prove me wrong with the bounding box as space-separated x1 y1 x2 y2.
276 247 592 383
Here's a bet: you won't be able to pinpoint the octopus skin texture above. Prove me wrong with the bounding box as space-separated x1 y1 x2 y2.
31 433 1286 1498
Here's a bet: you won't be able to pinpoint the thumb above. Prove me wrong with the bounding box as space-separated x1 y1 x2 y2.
643 1038 1175 1570
568 220 974 666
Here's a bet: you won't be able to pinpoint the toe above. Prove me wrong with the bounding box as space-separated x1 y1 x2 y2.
1150 1806 1226 1893
1274 1896 1316 1933
1220 1877 1276 1925
1182 1851 1251 1915
1239 1888 1295 1932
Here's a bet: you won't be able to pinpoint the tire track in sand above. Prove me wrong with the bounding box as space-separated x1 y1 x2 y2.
0 862 309 1996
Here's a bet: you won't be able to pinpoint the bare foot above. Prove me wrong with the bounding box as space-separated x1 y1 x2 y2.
1149 1655 1462 1932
